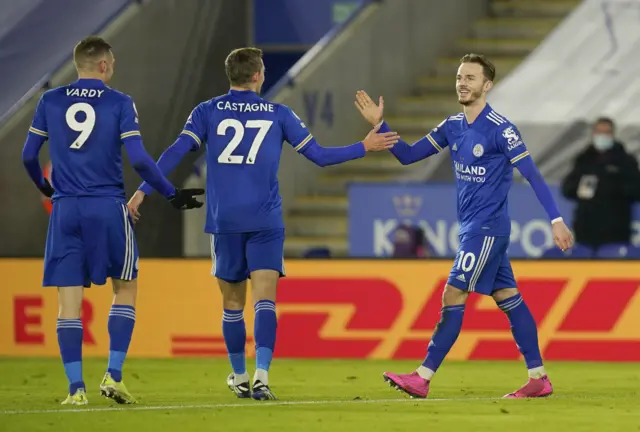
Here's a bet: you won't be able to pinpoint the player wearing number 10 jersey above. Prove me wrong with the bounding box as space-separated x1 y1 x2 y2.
127 47 397 400
355 54 574 400
21 36 203 406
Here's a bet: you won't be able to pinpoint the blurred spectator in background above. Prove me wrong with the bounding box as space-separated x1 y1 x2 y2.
392 224 430 258
561 117 640 252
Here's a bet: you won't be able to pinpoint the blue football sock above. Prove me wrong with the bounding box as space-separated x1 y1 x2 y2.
422 305 465 373
107 305 136 382
254 300 277 372
222 309 247 375
57 318 85 394
497 293 543 369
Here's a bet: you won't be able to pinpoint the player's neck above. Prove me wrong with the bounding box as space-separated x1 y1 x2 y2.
463 100 486 125
77 73 106 82
230 85 257 93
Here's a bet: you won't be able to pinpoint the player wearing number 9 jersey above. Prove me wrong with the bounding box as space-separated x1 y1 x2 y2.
21 36 203 407
128 47 398 400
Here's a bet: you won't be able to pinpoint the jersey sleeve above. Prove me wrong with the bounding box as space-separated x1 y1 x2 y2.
119 97 142 142
425 118 449 152
28 95 48 139
279 105 313 153
179 104 207 151
497 123 530 165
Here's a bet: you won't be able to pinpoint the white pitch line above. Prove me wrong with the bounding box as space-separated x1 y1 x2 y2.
0 395 611 415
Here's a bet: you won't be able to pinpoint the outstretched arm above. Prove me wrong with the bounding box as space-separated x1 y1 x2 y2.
354 91 447 165
377 121 442 165
124 137 176 198
281 105 397 167
137 135 194 195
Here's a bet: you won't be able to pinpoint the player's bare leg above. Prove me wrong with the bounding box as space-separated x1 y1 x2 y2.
493 288 553 398
218 278 251 398
99 279 138 404
250 269 279 401
384 285 468 398
58 286 88 405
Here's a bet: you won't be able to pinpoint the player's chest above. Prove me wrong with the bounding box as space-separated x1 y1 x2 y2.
448 130 496 164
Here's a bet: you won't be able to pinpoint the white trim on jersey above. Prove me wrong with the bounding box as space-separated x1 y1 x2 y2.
426 133 443 152
468 236 495 292
120 204 135 280
486 111 506 126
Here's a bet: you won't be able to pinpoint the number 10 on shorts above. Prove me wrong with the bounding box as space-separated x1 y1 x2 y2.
456 250 476 272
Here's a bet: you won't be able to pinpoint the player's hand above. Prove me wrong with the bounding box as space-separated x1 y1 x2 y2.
127 190 145 223
38 178 55 198
354 90 384 126
552 220 574 251
169 188 205 210
362 122 399 152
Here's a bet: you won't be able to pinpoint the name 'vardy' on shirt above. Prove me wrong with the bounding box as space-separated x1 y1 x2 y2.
216 101 274 113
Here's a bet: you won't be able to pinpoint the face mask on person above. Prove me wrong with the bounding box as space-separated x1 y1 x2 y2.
593 134 614 151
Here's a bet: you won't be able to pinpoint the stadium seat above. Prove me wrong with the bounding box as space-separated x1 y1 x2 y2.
594 243 640 259
541 243 594 258
303 247 332 258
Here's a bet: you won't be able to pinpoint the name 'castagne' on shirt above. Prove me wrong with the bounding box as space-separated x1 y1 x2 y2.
216 101 275 113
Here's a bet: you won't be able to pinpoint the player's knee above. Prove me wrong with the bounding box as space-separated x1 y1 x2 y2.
492 287 519 303
250 270 279 302
442 284 468 307
218 279 247 310
112 279 138 306
57 286 84 319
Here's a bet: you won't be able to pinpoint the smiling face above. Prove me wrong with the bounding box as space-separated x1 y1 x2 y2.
456 62 492 106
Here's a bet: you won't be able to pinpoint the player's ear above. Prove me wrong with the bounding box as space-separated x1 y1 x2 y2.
484 79 493 93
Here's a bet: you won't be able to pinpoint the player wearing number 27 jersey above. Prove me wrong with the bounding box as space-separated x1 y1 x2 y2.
129 47 397 400
355 54 574 401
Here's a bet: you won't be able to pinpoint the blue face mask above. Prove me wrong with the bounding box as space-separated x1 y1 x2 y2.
593 134 614 151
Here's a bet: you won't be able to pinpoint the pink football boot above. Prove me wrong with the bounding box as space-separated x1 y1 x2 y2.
383 371 430 399
504 375 553 398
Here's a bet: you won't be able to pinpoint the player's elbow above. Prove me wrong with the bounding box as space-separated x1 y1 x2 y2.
21 146 38 165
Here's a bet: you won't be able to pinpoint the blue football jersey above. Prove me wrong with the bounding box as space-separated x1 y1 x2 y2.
427 104 530 236
29 78 141 200
181 89 312 233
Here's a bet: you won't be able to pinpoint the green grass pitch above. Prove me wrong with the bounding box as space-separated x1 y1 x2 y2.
1 358 639 431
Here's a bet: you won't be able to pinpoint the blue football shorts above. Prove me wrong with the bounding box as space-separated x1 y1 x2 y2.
446 233 516 295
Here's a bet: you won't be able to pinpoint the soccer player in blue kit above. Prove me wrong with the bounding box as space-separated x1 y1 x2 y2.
127 47 399 400
21 36 204 405
354 54 574 399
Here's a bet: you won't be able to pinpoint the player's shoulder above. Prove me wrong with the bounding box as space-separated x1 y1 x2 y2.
106 87 134 104
483 108 517 133
438 112 464 131
39 85 69 103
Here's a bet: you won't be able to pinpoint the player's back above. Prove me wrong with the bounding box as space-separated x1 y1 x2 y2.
199 90 287 233
40 79 131 200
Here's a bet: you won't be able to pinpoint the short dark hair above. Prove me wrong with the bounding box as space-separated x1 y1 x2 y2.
225 47 263 86
73 36 112 69
594 116 615 131
460 53 496 81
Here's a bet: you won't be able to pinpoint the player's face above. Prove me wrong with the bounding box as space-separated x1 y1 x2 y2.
456 63 490 106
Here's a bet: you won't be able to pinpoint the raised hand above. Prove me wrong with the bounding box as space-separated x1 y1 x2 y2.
354 90 384 126
362 122 399 152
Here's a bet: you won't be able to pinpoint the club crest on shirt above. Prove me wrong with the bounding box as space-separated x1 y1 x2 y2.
473 144 484 157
